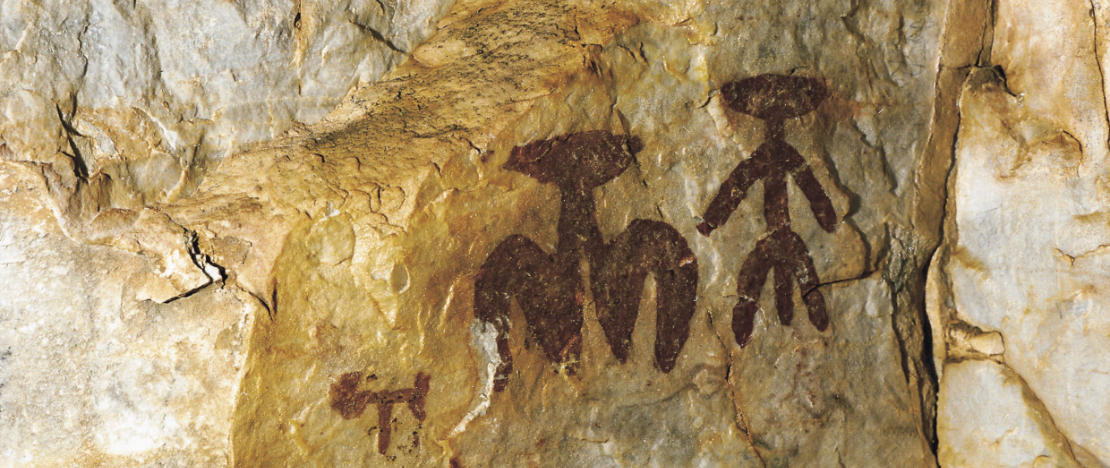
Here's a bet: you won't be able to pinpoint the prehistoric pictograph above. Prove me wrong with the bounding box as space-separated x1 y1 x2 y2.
474 131 699 391
329 371 431 455
698 74 837 348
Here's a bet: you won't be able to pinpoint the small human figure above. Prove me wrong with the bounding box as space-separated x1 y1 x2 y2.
697 74 837 348
474 131 699 391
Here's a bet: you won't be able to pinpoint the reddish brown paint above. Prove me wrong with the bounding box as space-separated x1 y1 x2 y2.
328 371 430 455
699 74 836 347
475 131 698 391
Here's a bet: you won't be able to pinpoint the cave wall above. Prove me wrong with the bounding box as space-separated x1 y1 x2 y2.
0 0 1105 466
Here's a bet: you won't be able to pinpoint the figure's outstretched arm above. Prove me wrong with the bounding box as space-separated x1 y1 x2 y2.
792 165 836 232
698 156 764 236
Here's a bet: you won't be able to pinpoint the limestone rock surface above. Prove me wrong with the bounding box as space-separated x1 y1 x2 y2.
929 0 1110 466
2 0 1109 466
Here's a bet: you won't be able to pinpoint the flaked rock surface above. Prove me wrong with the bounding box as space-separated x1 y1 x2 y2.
1 0 1108 466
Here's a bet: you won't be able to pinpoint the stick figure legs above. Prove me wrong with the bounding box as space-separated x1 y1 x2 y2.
592 219 698 373
732 228 829 348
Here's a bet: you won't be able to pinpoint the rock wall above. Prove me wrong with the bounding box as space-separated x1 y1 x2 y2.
0 0 1106 466
931 0 1110 466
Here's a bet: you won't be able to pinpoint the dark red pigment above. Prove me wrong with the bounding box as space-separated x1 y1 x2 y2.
329 371 430 455
475 131 699 391
699 74 836 347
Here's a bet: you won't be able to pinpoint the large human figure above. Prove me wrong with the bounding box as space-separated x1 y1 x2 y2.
475 131 699 391
697 74 837 348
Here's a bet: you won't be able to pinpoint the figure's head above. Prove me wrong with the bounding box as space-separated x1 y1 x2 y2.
504 131 642 189
721 74 828 122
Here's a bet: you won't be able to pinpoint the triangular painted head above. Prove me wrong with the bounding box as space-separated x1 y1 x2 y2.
504 130 643 189
721 74 828 121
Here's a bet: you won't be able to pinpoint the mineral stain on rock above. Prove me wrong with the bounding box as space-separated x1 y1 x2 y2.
328 371 431 455
475 131 699 391
699 74 837 347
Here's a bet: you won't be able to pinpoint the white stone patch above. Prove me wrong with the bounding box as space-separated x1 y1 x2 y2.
938 360 1079 468
948 71 1110 464
449 319 501 438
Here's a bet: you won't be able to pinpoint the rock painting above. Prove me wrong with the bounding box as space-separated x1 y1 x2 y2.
475 131 699 391
698 74 836 347
329 371 431 455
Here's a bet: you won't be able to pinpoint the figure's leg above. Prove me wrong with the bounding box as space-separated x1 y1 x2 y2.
405 372 431 421
773 260 794 325
592 219 698 372
734 235 775 347
763 173 795 324
375 401 395 455
474 235 565 391
782 230 830 331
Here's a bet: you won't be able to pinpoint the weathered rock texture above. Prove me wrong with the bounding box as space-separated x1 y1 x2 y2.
0 0 1106 466
929 1 1110 466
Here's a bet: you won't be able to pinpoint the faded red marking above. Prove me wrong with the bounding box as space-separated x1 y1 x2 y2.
329 372 430 455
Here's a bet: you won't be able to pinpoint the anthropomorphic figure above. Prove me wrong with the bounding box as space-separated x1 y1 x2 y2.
475 131 699 391
697 74 837 347
329 372 431 455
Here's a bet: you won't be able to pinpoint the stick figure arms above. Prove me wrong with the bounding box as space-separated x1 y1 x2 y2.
696 142 836 236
